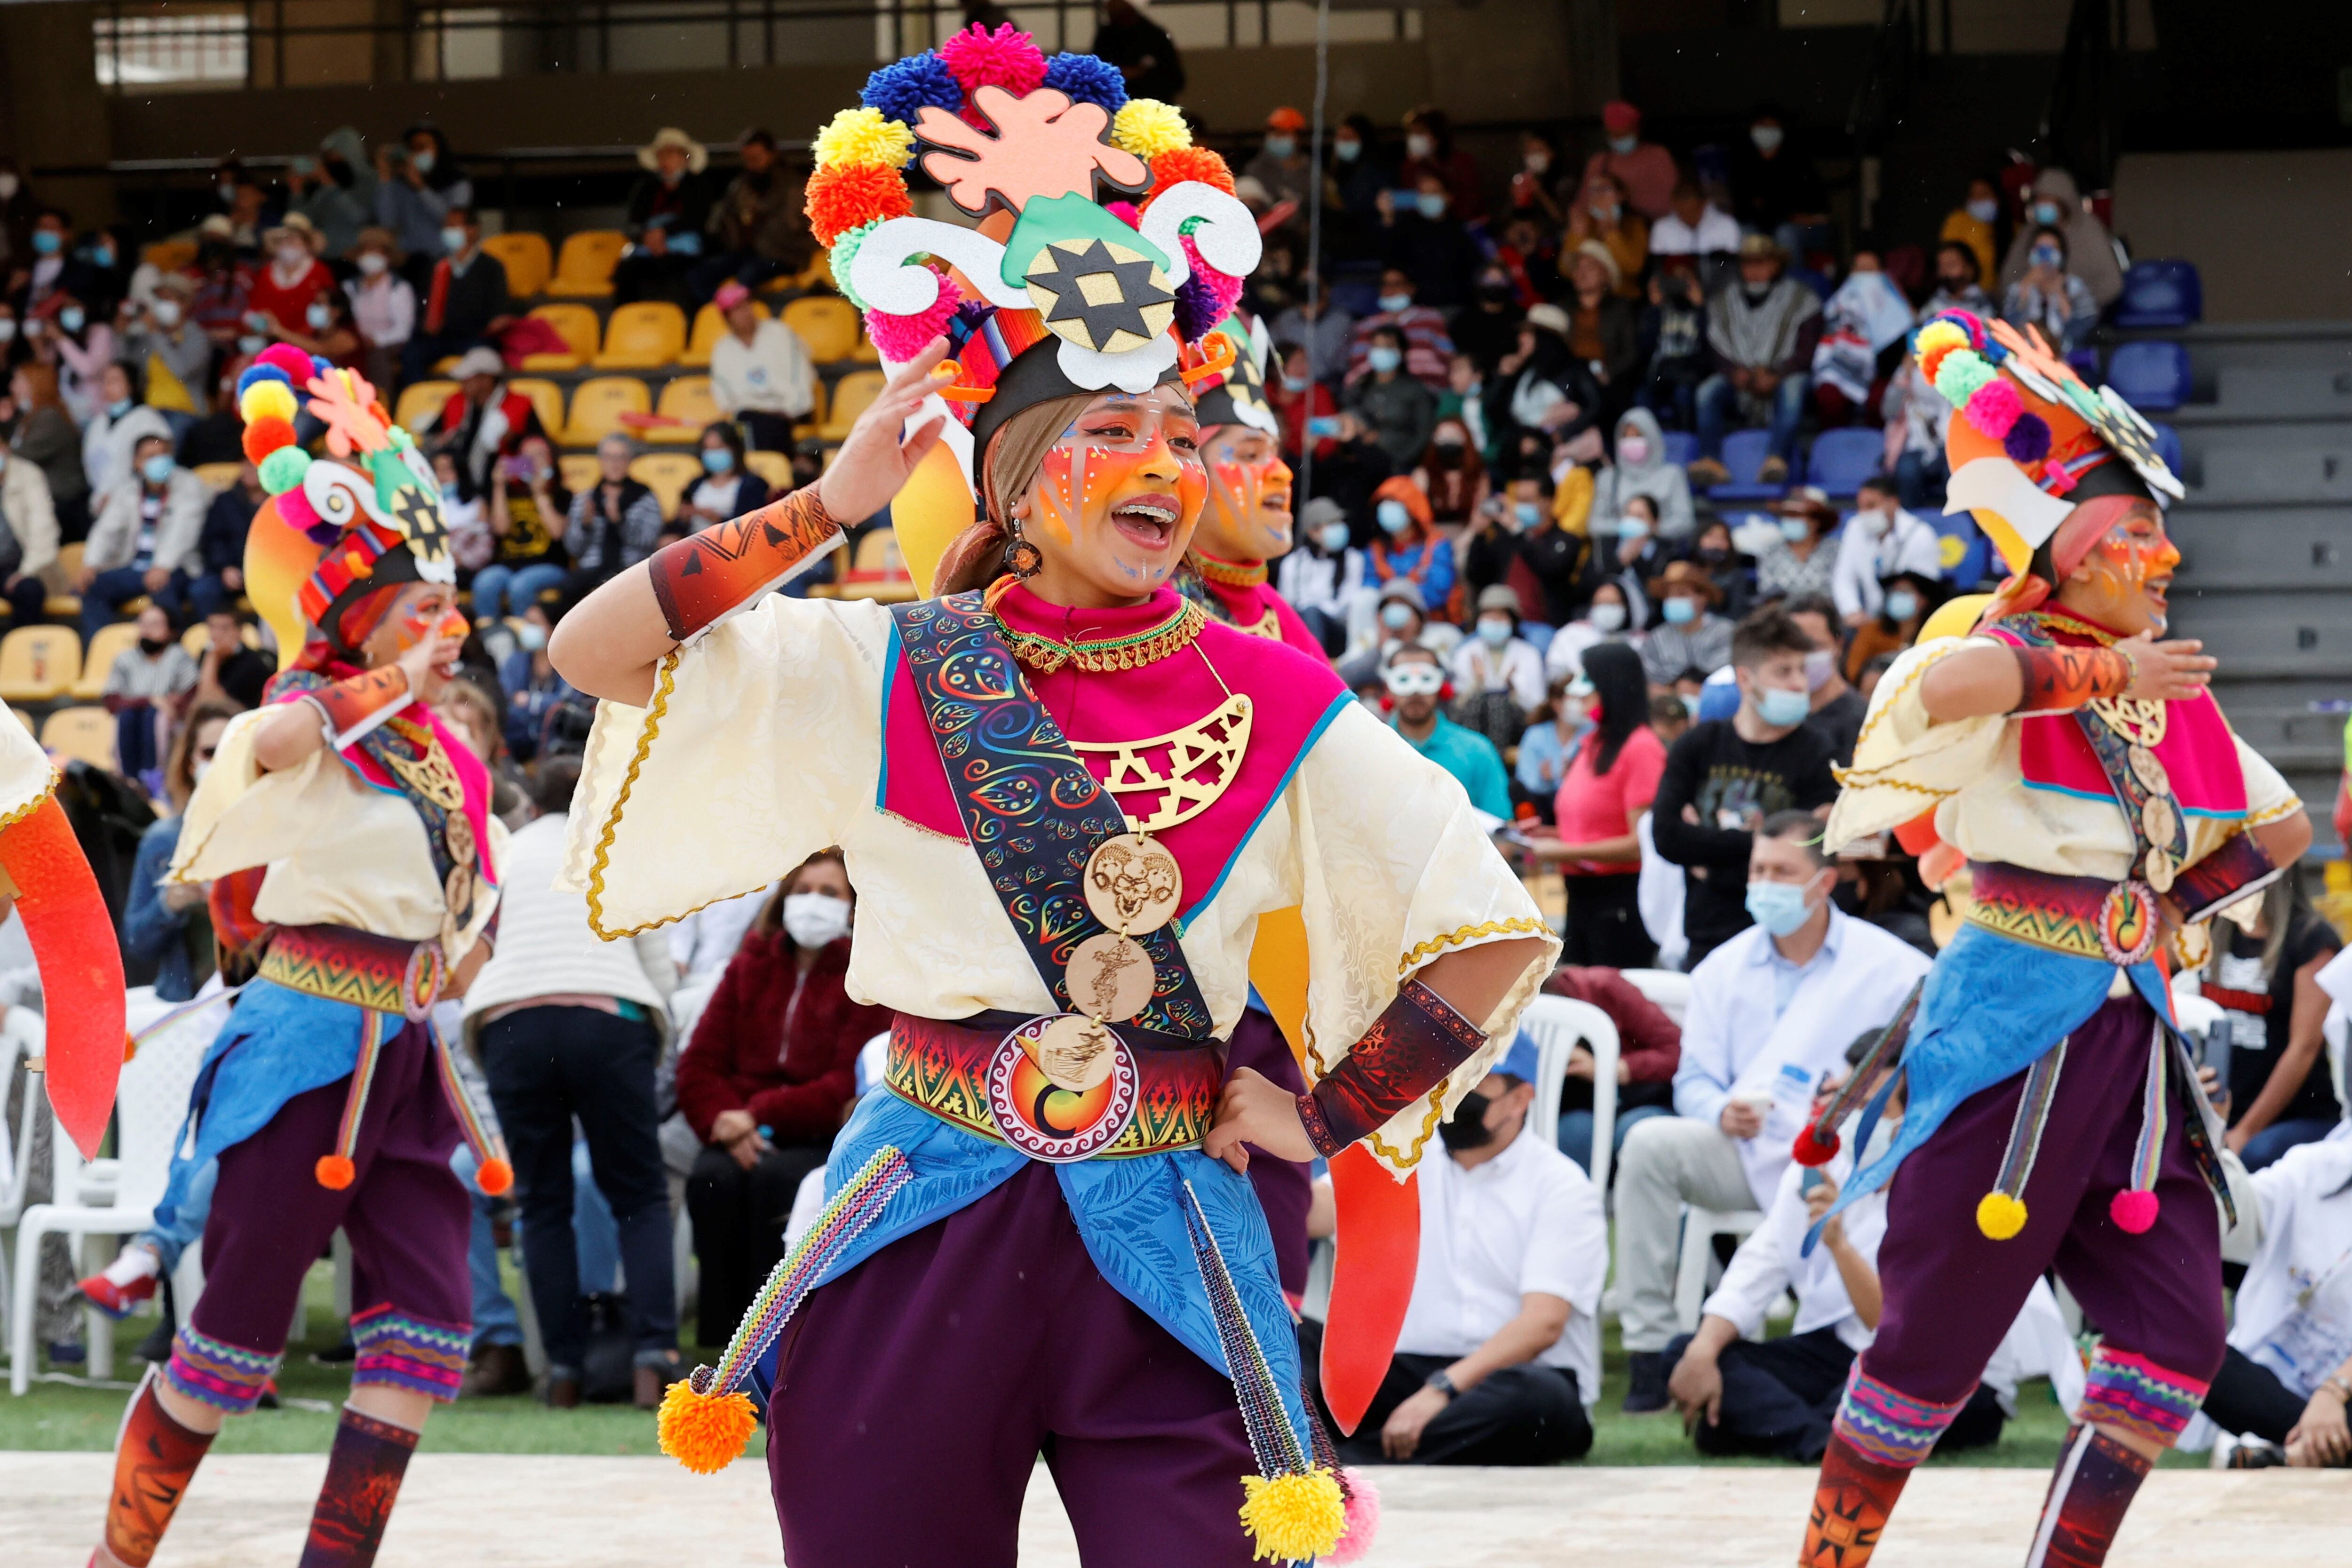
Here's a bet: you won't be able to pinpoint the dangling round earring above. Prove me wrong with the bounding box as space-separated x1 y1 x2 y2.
1004 517 1043 579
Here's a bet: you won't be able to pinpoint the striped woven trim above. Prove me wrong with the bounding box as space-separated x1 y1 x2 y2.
1991 1042 2067 1203
2125 1026 2168 1199
165 1325 283 1413
2079 1346 2207 1443
1832 1365 1969 1470
350 1305 472 1401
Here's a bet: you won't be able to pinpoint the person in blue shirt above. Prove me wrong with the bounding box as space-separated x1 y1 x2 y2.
1385 643 1512 819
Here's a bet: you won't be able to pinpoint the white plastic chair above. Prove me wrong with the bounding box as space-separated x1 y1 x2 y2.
0 1009 48 1350
1518 995 1621 1193
1674 1206 1764 1333
10 990 216 1393
1618 968 1692 1026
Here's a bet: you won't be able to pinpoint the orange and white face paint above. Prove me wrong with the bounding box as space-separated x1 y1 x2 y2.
1192 425 1295 564
361 582 469 669
2059 499 2177 637
1019 384 1208 603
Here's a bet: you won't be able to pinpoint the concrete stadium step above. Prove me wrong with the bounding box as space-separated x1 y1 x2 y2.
2168 505 2352 586
2188 446 2352 503
2202 366 2352 422
2166 588 2352 669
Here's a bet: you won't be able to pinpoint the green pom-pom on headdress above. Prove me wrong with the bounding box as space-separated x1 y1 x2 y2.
258 446 312 495
827 217 886 313
1933 349 1998 408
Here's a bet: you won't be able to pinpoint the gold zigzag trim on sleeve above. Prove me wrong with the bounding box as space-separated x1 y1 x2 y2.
1395 916 1551 977
1368 1086 1447 1169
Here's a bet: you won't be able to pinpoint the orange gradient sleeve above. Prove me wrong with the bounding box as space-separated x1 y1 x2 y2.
647 488 842 643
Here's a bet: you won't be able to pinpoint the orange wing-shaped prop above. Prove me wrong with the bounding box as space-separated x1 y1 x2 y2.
1 784 128 1158
1320 1145 1419 1435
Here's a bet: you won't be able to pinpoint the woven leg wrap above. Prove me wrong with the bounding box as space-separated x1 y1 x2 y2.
2024 1423 2154 1568
297 1405 420 1568
163 1323 283 1415
1829 1362 1971 1469
99 1372 215 1568
1799 1427 1911 1568
349 1305 472 1403
2076 1345 2207 1447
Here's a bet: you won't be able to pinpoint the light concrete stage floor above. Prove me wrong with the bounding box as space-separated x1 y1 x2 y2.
4 1454 2347 1564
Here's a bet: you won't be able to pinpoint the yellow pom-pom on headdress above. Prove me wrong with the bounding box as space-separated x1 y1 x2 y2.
1913 318 1969 360
1112 97 1191 159
656 1372 759 1474
238 379 300 428
813 106 915 173
1238 1469 1347 1563
1975 1190 2028 1240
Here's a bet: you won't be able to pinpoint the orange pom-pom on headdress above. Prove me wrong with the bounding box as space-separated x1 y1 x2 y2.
806 162 913 249
1144 145 1235 205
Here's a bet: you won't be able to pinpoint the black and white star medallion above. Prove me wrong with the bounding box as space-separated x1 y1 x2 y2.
1024 238 1176 355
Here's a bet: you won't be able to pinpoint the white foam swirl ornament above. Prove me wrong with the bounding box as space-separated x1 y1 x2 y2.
300 459 376 538
1135 183 1263 289
847 217 1034 316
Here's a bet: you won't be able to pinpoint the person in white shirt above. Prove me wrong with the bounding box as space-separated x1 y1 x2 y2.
1648 179 1742 259
1276 496 1370 655
1449 582 1547 715
1663 1030 2073 1460
1831 474 1946 626
1614 812 1931 1411
345 226 417 394
706 279 815 454
1301 1035 1605 1465
80 359 174 499
2204 1122 2352 1465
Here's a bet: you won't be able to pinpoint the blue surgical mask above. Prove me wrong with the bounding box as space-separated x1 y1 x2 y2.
1376 499 1411 534
1264 135 1295 159
1780 517 1811 543
1367 345 1402 374
1661 597 1696 625
30 230 60 255
1617 514 1649 540
1745 878 1815 938
516 621 548 652
1414 192 1448 221
1334 139 1361 163
58 307 84 334
1514 501 1542 529
108 398 134 418
1608 135 1638 156
1589 602 1627 632
1884 589 1921 621
1966 197 1999 223
306 302 332 330
1380 601 1414 630
1282 374 1309 393
238 333 267 354
91 247 114 269
1377 293 1412 314
441 226 469 255
701 446 735 474
2032 200 2061 226
140 454 174 486
413 149 437 174
1319 522 1351 553
1756 685 1811 727
1477 616 1512 647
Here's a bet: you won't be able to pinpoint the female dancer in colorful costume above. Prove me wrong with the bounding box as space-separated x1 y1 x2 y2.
1793 311 2311 1568
1178 310 1322 659
86 345 508 1568
553 25 1555 1565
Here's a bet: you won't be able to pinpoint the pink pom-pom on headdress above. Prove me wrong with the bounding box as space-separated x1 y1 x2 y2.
938 23 1046 122
1325 1470 1382 1565
864 264 962 363
274 482 326 538
1962 378 2023 440
1105 200 1142 229
255 342 315 382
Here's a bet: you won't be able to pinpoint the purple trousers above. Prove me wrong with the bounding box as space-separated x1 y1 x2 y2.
170 1018 473 1412
1864 991 2225 1404
765 1161 1260 1568
1225 1008 1311 1300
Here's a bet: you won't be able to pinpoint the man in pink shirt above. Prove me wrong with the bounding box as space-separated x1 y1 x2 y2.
1581 101 1679 222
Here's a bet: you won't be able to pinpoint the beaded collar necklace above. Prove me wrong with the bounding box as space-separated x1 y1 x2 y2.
1187 551 1269 589
997 596 1208 675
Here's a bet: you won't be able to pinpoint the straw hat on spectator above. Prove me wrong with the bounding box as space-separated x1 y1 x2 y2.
1569 239 1622 292
1738 231 1784 264
1646 558 1723 606
639 127 709 175
197 214 235 243
351 224 403 265
1524 302 1572 339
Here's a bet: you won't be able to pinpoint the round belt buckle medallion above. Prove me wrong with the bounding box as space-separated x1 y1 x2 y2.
986 1014 1139 1163
401 942 445 1020
2097 879 2159 968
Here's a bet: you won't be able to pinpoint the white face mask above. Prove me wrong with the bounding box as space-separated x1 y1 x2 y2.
0 174 17 200
782 891 852 950
1965 197 1999 223
1589 601 1627 632
1751 124 1784 153
357 252 389 277
1524 152 1550 175
277 244 309 270
151 299 183 327
1406 133 1434 159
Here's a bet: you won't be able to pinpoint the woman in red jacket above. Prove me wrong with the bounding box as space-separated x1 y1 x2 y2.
675 850 891 1347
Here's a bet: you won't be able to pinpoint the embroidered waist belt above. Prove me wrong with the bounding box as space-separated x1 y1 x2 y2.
260 924 445 1020
1965 862 2159 967
884 1010 1223 1162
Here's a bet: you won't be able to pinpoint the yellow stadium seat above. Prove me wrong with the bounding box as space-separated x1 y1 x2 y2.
560 377 652 446
680 300 765 368
0 626 81 704
180 623 209 657
521 303 600 372
744 450 794 491
647 376 723 444
44 543 84 620
818 370 885 441
782 296 861 365
507 378 568 442
75 622 145 700
143 239 197 274
393 379 460 437
545 231 628 299
628 453 704 518
192 461 244 492
41 707 116 771
593 302 688 370
11 708 32 734
558 454 601 494
480 231 552 299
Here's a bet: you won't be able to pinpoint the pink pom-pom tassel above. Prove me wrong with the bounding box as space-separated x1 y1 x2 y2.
2109 1188 2160 1235
1325 1470 1382 1565
1963 377 2023 439
274 483 326 538
1105 200 1142 230
863 265 962 364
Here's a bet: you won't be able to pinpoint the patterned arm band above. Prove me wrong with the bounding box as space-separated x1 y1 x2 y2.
646 486 843 644
301 666 412 751
2172 830 2282 925
2008 643 2133 714
1296 977 1488 1158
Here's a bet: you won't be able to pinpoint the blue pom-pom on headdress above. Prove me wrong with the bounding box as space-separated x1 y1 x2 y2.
862 53 964 124
1042 53 1127 113
234 364 294 400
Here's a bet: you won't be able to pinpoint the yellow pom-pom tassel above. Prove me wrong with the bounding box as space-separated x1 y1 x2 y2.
657 1373 758 1475
813 106 914 173
474 1157 513 1197
239 379 299 427
1237 1469 1346 1564
1914 319 1968 359
1112 98 1192 159
1975 1190 2027 1240
315 1154 356 1191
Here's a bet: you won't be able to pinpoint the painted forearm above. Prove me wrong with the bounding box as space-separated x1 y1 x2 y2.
2172 830 2280 924
300 666 412 750
2008 642 2132 714
645 486 840 643
1295 977 1487 1157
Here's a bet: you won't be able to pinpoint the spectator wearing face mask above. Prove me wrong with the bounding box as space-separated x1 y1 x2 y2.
17 209 84 316
1686 518 1754 621
1726 108 1828 253
1842 568 1936 684
1581 100 1679 222
1276 496 1369 656
1451 584 1548 743
675 420 773 533
1649 179 1743 263
477 431 571 622
344 227 416 395
0 425 59 626
1347 329 1439 472
267 281 362 369
43 290 116 427
246 219 334 334
374 124 472 283
1940 177 2002 296
1467 470 1585 630
80 354 170 494
404 208 514 384
1638 560 1732 688
614 128 716 308
1543 579 1640 684
1998 167 2121 308
1634 258 1714 434
1346 268 1455 388
1380 643 1512 819
1413 416 1488 528
9 363 89 540
1398 106 1484 223
564 434 666 605
707 280 816 451
1366 474 1454 613
1522 640 1666 966
120 274 215 418
2000 224 2101 354
1776 595 1864 768
1271 287 1354 396
1754 486 1841 605
496 605 575 762
1690 234 1820 487
1514 671 1587 817
285 127 377 262
101 602 199 784
1563 243 1642 431
1507 130 1573 228
1375 173 1483 311
1831 474 1943 625
1580 494 1665 643
1564 177 1648 303
1242 107 1314 217
1268 340 1339 465
1592 407 1695 540
1878 244 1993 510
82 432 206 636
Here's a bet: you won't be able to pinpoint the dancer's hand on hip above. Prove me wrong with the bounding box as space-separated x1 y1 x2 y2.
1203 1067 1315 1172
